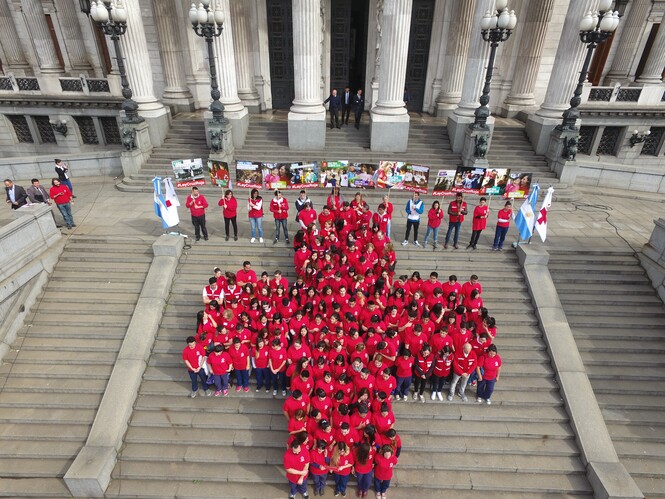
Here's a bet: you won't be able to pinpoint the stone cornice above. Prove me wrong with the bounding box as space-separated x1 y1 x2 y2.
0 95 123 109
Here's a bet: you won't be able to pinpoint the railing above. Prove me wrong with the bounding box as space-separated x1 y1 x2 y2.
0 74 110 95
582 83 665 107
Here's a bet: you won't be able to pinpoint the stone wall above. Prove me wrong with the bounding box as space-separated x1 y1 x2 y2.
0 150 122 181
640 218 665 305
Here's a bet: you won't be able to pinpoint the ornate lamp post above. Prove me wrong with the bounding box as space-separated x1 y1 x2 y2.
189 1 226 125
89 0 144 125
471 0 517 130
558 1 619 132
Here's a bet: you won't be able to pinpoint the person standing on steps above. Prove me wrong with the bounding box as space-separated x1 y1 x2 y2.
295 189 313 223
467 197 489 250
270 189 290 245
26 178 50 205
353 89 365 129
218 189 238 241
284 440 310 499
324 88 342 129
49 178 75 229
54 159 75 197
4 179 28 210
182 336 210 398
186 186 209 241
402 192 424 247
248 188 264 243
444 193 468 249
492 201 513 251
423 200 444 249
476 344 501 405
341 86 352 126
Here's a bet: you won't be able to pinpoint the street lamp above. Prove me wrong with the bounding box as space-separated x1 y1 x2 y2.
89 0 144 124
189 1 226 125
471 0 517 129
557 1 620 131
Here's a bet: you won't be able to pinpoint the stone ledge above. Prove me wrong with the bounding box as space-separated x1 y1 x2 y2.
63 234 184 497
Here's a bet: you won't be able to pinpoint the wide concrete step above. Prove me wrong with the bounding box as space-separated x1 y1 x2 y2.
0 477 71 497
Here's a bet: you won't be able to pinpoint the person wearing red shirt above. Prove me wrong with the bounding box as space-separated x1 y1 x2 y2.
371 402 395 435
371 204 390 234
394 350 414 401
269 339 288 396
493 201 513 251
298 202 317 230
441 274 463 299
309 439 330 496
218 189 238 241
253 337 270 393
423 200 444 249
283 389 310 420
444 192 468 249
182 336 210 397
448 342 477 402
330 441 354 497
292 369 315 398
373 444 398 497
202 277 223 306
353 442 375 498
49 178 75 228
185 186 209 241
248 188 264 243
326 187 343 217
335 422 360 449
228 338 251 392
467 197 489 249
477 344 502 404
236 261 258 287
413 344 435 402
460 274 482 303
284 441 310 499
207 344 233 396
270 189 290 244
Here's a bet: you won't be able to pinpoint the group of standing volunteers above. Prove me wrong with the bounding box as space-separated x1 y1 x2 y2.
184 186 515 252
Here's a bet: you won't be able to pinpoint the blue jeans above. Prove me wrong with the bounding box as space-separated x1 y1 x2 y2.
255 367 269 390
423 225 439 245
249 216 263 238
386 219 392 239
493 225 509 249
289 480 307 497
274 218 289 241
334 473 350 494
235 369 249 389
311 473 327 493
211 373 229 392
56 202 74 227
374 478 391 494
270 370 286 391
445 221 461 245
478 378 496 401
188 370 209 392
357 471 373 493
62 178 73 193
396 376 412 398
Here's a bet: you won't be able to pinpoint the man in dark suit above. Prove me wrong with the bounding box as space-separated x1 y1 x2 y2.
323 88 342 129
4 179 28 209
341 86 352 125
353 89 365 129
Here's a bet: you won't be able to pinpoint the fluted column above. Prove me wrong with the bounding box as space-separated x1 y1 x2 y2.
606 0 651 84
231 0 260 112
436 0 476 115
54 0 91 70
213 0 245 113
153 0 193 107
504 0 555 109
636 21 665 84
21 0 63 73
0 0 29 72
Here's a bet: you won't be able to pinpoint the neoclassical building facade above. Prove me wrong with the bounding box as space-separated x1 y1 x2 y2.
0 0 664 187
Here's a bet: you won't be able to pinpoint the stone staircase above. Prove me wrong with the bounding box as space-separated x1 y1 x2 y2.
105 237 593 498
0 235 153 498
549 248 665 498
118 113 578 202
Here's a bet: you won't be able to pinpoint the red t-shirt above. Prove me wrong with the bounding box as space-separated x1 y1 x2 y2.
332 452 354 476
354 445 375 474
472 204 489 231
374 453 398 480
228 344 250 370
394 356 415 378
496 207 512 228
182 344 206 372
284 447 310 483
186 194 208 217
218 196 237 218
480 353 502 380
207 351 232 375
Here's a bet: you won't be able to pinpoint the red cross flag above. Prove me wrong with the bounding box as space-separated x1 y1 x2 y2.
535 186 554 242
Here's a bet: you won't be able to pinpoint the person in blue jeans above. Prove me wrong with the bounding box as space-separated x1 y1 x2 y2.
492 201 513 251
331 442 353 496
354 442 374 498
444 193 468 249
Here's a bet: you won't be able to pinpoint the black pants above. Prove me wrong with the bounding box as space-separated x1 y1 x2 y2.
404 220 420 242
414 375 430 395
224 216 237 238
469 229 483 248
329 109 340 128
192 214 208 239
342 105 351 124
354 110 362 127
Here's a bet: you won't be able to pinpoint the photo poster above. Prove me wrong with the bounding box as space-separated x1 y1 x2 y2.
451 166 487 195
262 162 296 190
319 161 350 188
235 161 263 189
480 168 511 197
376 161 405 189
502 171 533 199
172 158 206 188
401 163 430 194
287 162 319 189
347 162 378 189
432 169 458 196
208 160 230 188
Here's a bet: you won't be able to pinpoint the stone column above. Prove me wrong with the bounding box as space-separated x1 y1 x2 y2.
447 0 493 153
21 0 63 73
54 0 91 71
213 0 248 147
436 0 476 117
231 0 260 113
288 0 326 150
605 0 651 84
370 0 413 152
503 0 555 115
426 0 450 115
636 21 665 84
525 0 596 154
153 0 194 113
0 0 29 72
121 0 169 147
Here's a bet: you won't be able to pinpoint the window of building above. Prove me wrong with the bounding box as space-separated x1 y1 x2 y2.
73 116 99 144
640 127 664 157
578 126 596 155
596 126 622 156
6 115 34 143
100 117 121 145
34 116 57 143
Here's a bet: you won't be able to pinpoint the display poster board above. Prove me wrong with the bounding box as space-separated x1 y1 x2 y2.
235 161 263 189
172 158 205 188
432 169 458 196
208 160 230 188
319 161 350 188
287 162 319 189
502 171 533 199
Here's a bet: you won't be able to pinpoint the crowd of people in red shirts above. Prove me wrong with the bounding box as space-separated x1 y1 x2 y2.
182 192 503 499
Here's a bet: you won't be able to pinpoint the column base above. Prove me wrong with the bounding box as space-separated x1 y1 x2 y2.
288 111 326 150
461 128 493 168
226 108 249 148
123 105 170 148
545 128 580 185
204 118 234 160
238 90 261 114
369 112 410 152
500 100 537 119
161 89 196 115
525 113 565 155
434 101 459 118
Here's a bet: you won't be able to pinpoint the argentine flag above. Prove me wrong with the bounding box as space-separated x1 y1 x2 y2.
153 177 180 229
513 184 540 241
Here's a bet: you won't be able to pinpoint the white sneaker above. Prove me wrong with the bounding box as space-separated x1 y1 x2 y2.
446 394 453 401
412 392 418 401
401 240 408 246
273 390 277 396
436 392 443 401
477 397 483 403
459 392 468 402
250 237 256 243
259 237 264 243
431 392 436 401
486 399 492 405
418 394 425 403
414 241 422 247
190 391 197 398
395 394 401 401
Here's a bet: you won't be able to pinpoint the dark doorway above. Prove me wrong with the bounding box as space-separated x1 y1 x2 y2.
266 0 294 109
330 0 369 94
405 0 435 112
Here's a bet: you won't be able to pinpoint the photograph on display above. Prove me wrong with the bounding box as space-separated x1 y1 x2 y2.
503 171 533 199
376 161 405 189
235 161 263 189
452 166 486 194
287 162 319 189
208 160 231 188
402 164 430 194
347 163 378 189
480 168 511 196
432 169 457 196
172 158 206 188
262 162 293 190
319 161 350 188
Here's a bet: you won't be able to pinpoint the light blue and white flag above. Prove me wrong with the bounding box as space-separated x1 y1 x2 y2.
513 183 540 241
153 177 180 229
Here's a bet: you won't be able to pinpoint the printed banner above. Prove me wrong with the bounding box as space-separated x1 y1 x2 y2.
208 160 230 188
319 161 350 188
376 161 404 189
503 171 533 199
480 168 511 197
376 161 430 193
262 162 293 190
450 166 486 195
172 158 205 188
401 164 430 194
235 161 263 189
432 169 458 196
287 162 319 189
347 163 378 189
